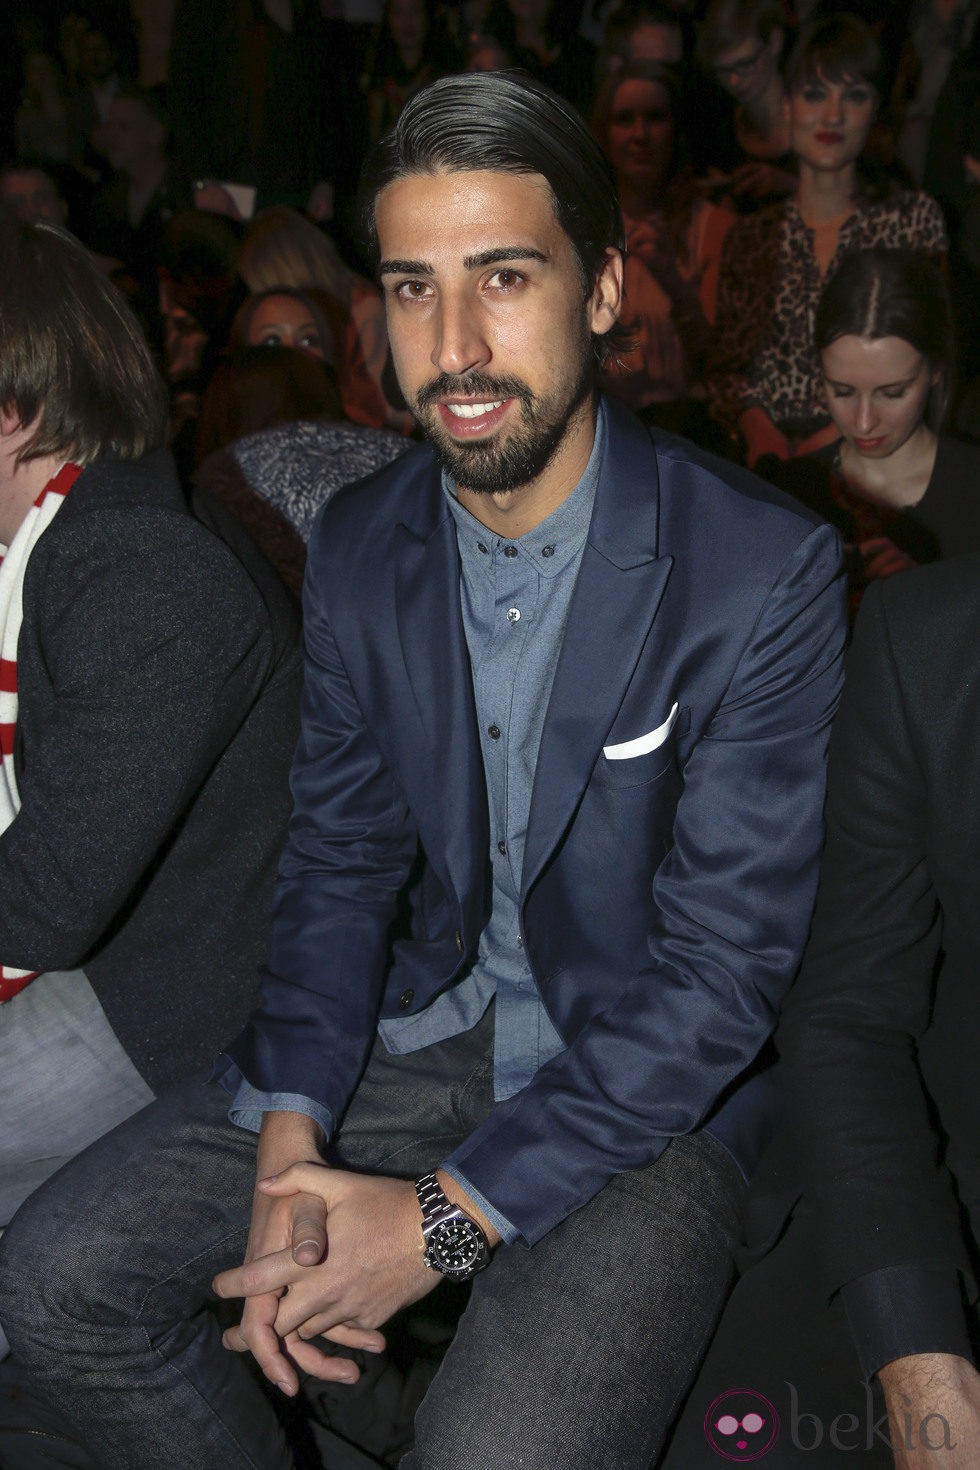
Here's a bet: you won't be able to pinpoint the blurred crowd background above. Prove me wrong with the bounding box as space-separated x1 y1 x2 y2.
2 0 978 608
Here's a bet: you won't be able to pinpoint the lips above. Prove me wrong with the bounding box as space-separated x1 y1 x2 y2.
814 131 844 144
852 436 886 452
436 398 512 438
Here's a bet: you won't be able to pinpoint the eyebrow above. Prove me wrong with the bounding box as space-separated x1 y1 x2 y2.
824 374 918 389
379 246 549 277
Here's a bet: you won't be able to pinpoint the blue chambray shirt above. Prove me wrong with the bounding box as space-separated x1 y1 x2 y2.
227 404 607 1238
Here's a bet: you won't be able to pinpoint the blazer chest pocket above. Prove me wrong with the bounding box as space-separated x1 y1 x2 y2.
596 704 690 789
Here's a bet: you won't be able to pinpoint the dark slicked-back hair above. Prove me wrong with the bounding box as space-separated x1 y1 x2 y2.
815 247 954 430
0 220 168 465
360 70 630 364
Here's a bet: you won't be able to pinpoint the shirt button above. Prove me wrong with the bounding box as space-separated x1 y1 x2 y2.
455 930 464 953
477 542 488 554
398 989 414 1009
488 724 501 739
497 840 506 854
507 607 521 623
541 545 555 558
503 545 518 558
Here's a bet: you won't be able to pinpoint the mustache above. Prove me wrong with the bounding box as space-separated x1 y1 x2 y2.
414 372 534 411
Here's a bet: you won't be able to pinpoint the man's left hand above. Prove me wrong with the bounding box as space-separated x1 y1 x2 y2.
213 1167 438 1381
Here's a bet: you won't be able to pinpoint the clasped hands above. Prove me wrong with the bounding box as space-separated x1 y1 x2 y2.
212 1162 438 1397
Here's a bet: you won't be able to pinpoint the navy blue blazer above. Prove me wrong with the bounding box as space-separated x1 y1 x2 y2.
229 397 846 1245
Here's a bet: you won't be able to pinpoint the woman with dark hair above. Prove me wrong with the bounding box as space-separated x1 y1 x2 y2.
780 247 980 612
594 60 733 431
230 287 336 366
195 344 341 462
194 344 408 597
237 207 413 434
709 13 947 468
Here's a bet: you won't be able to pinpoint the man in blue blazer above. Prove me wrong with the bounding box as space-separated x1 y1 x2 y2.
0 72 845 1470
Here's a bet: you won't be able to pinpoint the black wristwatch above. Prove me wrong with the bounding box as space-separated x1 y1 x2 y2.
414 1172 491 1280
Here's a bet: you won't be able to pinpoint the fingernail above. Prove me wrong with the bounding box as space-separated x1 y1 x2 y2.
276 1381 295 1396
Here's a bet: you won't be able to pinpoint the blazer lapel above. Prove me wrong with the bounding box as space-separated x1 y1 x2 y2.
523 401 674 897
394 491 488 909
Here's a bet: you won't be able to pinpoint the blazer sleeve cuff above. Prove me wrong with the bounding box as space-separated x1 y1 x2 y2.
440 1161 520 1245
213 1057 336 1139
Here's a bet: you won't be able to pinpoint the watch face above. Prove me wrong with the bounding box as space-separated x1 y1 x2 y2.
428 1218 489 1277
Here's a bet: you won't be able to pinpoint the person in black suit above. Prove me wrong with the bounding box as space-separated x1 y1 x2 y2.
778 557 980 1468
663 557 980 1468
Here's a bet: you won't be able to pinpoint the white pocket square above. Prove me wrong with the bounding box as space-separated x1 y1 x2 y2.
603 703 679 761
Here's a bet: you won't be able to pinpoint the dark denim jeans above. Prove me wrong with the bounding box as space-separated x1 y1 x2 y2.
0 1017 744 1470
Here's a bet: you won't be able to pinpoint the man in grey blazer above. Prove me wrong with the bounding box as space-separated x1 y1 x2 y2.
0 218 301 1241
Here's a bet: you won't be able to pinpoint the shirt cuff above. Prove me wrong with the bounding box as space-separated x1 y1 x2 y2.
841 1265 975 1382
213 1058 334 1139
441 1163 519 1245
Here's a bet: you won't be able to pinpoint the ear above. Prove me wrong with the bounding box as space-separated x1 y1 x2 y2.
0 404 24 438
589 247 624 339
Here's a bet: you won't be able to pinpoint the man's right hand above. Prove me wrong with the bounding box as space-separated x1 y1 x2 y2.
219 1110 385 1396
879 1353 980 1468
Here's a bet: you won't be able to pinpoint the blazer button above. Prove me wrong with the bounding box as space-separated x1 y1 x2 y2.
398 989 414 1010
455 930 464 953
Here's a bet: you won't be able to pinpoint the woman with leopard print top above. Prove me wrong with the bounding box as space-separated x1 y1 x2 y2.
707 14 948 468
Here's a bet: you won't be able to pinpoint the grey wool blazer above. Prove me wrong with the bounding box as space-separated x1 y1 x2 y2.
1 450 302 1091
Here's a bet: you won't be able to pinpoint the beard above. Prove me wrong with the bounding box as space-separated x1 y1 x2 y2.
411 356 594 495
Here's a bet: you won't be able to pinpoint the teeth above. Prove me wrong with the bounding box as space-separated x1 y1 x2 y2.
446 400 504 419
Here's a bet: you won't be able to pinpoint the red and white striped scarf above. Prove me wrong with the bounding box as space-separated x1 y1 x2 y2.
0 462 82 1000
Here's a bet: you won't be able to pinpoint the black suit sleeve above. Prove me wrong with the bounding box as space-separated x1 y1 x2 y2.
841 1265 974 1380
778 579 973 1325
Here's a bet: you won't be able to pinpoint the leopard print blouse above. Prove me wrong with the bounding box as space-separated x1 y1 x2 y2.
707 191 947 436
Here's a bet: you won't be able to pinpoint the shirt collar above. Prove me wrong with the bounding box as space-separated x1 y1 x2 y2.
443 397 605 578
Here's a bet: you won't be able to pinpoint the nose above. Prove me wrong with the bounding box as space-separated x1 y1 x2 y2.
822 89 844 124
854 395 877 434
432 292 491 378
